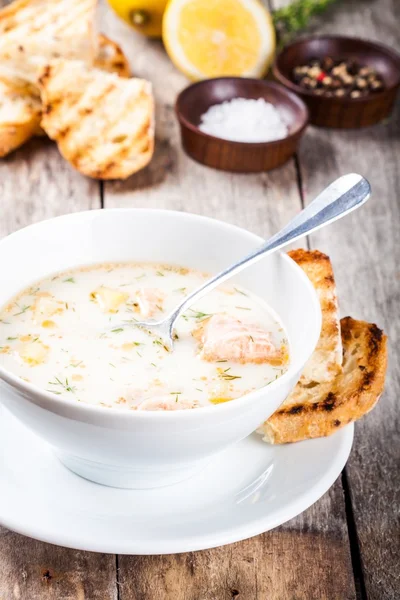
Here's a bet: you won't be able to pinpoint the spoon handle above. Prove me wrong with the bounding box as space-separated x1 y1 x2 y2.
168 173 370 327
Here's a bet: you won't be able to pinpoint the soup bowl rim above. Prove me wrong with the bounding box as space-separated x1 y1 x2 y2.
0 208 322 424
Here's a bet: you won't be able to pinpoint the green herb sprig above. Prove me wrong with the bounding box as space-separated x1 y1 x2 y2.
273 0 338 47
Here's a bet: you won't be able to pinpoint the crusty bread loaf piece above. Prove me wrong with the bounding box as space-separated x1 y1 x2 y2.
288 249 342 383
258 317 387 444
0 35 130 157
38 60 154 179
0 0 97 83
0 79 42 157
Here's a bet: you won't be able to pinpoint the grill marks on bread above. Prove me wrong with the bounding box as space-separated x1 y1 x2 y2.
94 34 130 78
258 317 387 444
38 60 154 179
257 250 387 444
0 34 131 157
0 0 97 83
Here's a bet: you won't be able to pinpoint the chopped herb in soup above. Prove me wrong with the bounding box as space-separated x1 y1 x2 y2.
0 263 289 410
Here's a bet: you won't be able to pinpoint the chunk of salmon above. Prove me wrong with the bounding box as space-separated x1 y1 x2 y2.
193 314 287 365
132 288 165 318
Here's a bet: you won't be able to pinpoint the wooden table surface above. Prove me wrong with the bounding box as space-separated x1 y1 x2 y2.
0 0 399 598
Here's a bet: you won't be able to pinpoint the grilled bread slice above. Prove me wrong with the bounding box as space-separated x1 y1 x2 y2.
288 249 342 383
0 79 42 157
0 34 130 157
95 34 130 78
257 317 387 444
0 0 97 83
38 60 154 179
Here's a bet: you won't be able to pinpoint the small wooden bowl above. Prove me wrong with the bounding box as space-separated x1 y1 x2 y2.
273 36 400 128
175 78 309 173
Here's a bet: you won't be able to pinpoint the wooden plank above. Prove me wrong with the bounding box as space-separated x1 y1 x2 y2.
288 1 400 598
117 480 354 600
101 6 355 599
0 530 117 600
0 138 98 238
0 11 117 589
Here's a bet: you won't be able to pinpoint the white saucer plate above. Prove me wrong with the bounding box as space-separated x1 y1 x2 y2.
0 406 353 555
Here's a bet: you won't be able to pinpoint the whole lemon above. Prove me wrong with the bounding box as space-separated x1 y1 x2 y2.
108 0 168 38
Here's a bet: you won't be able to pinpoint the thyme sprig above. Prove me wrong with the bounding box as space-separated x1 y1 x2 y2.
273 0 338 47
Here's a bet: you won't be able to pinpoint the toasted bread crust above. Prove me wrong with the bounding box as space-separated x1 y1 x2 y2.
288 249 342 383
0 80 42 157
95 34 131 78
258 317 388 444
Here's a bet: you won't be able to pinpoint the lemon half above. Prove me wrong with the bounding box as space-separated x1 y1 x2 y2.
162 0 276 81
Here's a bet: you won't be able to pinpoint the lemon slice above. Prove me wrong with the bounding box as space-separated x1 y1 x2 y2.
162 0 276 80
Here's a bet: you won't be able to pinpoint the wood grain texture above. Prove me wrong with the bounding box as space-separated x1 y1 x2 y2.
0 138 98 237
101 5 355 600
116 480 355 600
0 3 115 591
0 0 396 597
0 138 116 600
0 530 117 600
283 0 400 597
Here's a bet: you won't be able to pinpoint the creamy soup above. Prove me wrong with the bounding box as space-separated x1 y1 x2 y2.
0 263 289 410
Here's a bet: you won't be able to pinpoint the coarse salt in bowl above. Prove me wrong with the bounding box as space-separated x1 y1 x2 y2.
176 78 309 172
199 97 288 143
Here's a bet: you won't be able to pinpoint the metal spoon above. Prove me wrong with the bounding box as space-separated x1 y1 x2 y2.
112 173 370 349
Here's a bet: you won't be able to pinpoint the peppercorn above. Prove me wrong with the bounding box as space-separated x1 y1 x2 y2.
340 74 354 86
291 56 385 99
294 65 308 75
321 56 334 71
301 76 314 89
332 63 347 76
346 59 359 75
330 78 342 89
308 65 322 78
359 66 373 77
355 77 368 89
370 79 384 91
322 76 333 87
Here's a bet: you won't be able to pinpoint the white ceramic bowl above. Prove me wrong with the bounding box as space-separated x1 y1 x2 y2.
0 209 321 489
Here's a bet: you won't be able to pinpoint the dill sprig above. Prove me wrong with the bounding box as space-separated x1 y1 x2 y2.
188 309 212 321
234 287 248 296
13 303 31 316
48 376 77 394
219 367 242 381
